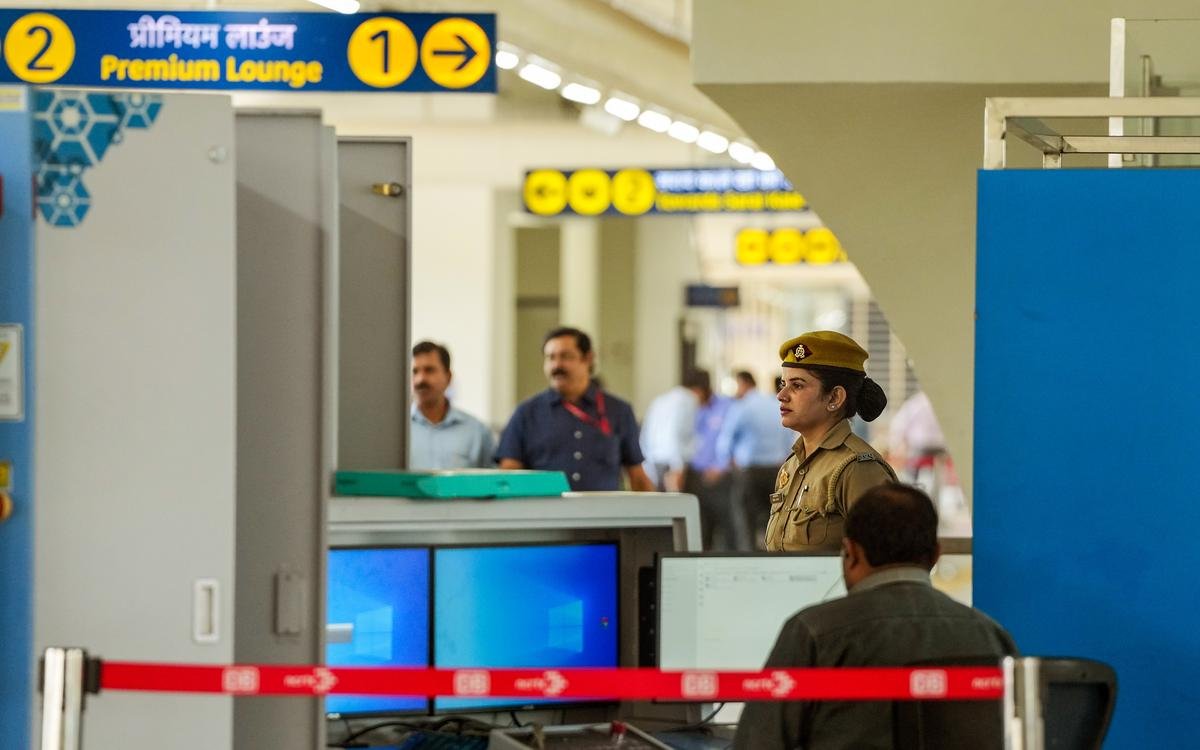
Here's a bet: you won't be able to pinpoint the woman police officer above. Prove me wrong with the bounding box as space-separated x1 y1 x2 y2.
766 331 897 552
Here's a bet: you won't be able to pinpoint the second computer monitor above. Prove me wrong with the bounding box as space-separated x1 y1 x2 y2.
433 542 620 712
658 552 845 670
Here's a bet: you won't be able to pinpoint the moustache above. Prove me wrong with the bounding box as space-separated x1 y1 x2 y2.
551 368 568 378
414 383 431 391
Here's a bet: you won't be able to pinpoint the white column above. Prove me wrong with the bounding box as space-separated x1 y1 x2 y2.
559 219 601 339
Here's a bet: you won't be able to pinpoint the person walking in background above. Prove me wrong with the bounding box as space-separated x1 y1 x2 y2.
717 370 795 549
683 370 735 549
767 331 896 552
408 341 495 470
497 327 654 492
640 370 709 492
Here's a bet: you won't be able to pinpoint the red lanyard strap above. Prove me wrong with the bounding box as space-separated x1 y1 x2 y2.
562 390 612 437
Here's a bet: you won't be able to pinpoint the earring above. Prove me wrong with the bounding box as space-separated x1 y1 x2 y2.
828 404 838 411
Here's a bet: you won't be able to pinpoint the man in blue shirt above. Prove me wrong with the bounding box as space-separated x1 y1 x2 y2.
716 370 796 548
497 327 654 492
408 341 495 470
684 371 736 548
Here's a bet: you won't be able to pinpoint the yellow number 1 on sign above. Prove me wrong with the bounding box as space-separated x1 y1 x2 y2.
3 12 75 84
347 17 418 88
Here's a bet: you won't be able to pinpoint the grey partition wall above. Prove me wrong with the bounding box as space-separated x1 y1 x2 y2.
33 91 238 749
336 138 411 470
233 110 336 749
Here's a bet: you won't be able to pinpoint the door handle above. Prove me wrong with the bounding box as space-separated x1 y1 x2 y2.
372 182 404 198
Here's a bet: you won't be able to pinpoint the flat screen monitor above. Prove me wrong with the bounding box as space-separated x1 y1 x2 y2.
325 546 431 717
658 553 845 671
433 542 620 713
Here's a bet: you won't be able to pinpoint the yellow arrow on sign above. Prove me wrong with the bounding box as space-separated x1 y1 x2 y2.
0 341 10 364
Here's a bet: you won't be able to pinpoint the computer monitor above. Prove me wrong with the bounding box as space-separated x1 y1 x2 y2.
325 546 431 717
657 552 845 671
433 542 620 713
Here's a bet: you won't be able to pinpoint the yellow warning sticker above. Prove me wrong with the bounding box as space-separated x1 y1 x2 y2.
0 324 24 421
0 85 26 111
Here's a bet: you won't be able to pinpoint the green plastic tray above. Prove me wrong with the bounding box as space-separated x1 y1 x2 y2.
333 469 570 499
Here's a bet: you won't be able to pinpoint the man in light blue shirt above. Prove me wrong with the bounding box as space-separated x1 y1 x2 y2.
408 341 495 470
716 370 796 549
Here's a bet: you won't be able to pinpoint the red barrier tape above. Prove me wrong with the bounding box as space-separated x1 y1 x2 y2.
100 663 1003 702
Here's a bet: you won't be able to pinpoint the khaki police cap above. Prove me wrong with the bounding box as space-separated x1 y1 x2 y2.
779 331 868 373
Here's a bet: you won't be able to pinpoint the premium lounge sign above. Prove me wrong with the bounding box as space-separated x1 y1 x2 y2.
522 167 810 217
0 9 496 92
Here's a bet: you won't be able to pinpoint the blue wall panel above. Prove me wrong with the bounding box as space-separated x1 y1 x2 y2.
0 87 35 749
976 168 1200 748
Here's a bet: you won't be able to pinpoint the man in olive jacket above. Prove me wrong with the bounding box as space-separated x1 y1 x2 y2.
733 484 1017 750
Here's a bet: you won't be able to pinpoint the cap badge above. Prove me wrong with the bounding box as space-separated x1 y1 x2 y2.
793 343 811 360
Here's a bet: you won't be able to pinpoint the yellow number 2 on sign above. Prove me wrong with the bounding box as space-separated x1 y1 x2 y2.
3 12 75 84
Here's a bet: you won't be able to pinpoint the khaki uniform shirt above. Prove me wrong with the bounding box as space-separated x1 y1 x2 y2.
765 420 896 552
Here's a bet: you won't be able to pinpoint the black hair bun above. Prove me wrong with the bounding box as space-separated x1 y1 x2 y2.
858 377 887 422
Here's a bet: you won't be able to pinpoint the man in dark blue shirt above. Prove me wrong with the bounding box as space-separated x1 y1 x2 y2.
497 327 654 492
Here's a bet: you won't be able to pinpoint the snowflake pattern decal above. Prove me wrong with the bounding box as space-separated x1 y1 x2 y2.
34 90 164 227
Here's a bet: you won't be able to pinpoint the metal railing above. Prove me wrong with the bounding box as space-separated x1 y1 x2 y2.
983 97 1200 169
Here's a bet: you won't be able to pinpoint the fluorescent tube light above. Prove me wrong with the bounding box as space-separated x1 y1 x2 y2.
561 82 602 105
728 141 756 164
604 96 640 122
519 62 562 90
495 50 520 70
751 151 776 171
697 131 730 154
308 0 359 13
667 120 700 143
637 110 672 133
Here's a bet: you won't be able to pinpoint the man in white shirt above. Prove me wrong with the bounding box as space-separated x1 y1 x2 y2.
408 341 495 470
640 370 710 491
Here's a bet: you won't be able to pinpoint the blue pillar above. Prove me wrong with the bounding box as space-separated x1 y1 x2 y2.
975 168 1200 747
0 86 35 748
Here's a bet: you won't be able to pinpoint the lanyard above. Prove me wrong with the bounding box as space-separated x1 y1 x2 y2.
562 390 612 437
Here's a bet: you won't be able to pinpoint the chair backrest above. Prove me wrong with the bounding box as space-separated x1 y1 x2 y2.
1039 657 1117 750
893 657 1004 750
893 656 1118 750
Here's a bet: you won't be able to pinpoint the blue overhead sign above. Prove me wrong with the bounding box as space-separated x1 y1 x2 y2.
523 167 809 216
0 9 496 92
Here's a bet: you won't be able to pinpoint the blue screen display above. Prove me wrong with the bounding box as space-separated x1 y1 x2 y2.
325 547 430 716
433 543 619 712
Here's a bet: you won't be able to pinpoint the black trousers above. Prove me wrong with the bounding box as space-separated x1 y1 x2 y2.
729 465 779 551
684 467 734 550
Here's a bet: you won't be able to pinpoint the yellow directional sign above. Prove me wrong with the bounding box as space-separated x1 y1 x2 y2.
524 169 568 217
3 12 75 84
735 228 769 266
419 17 490 90
567 169 611 216
0 342 9 364
347 17 419 89
769 228 805 264
804 227 844 265
611 169 656 216
735 227 848 266
522 167 807 216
